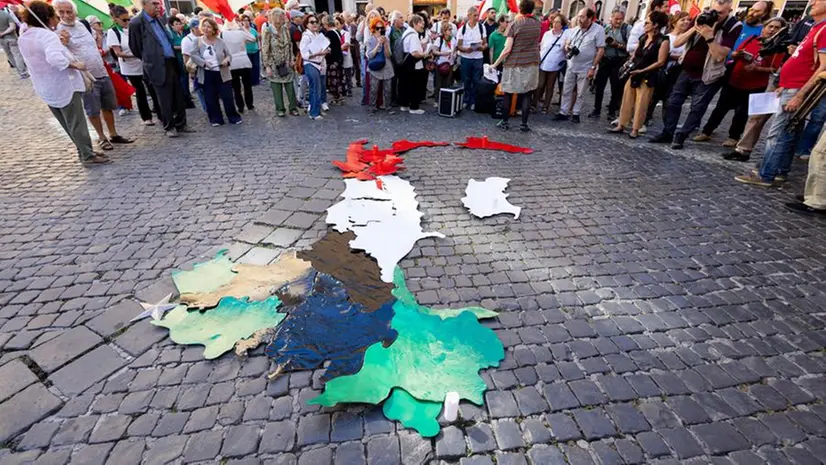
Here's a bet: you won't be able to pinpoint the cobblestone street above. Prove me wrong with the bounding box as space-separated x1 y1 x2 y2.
2 59 826 465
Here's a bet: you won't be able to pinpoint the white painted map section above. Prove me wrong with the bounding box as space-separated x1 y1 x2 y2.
325 176 445 282
462 177 521 219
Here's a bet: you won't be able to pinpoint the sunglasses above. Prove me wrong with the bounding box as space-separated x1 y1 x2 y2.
308 20 318 24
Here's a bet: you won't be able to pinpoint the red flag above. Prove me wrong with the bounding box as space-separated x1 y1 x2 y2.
667 0 681 14
688 1 701 18
0 0 22 8
201 0 236 21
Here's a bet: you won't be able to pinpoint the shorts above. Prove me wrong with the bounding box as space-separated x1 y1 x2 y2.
82 75 117 117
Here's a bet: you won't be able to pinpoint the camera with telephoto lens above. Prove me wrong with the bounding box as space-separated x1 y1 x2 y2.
695 9 719 27
758 26 792 56
566 46 580 60
605 36 615 45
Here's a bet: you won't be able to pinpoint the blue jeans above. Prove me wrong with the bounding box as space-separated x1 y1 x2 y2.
795 98 826 156
305 64 323 118
758 89 801 181
202 70 241 125
460 57 483 107
664 73 721 137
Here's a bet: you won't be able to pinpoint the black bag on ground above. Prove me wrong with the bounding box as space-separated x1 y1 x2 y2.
475 77 497 114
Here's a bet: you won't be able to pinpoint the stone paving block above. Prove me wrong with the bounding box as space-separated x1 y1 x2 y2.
485 390 520 418
542 383 580 411
460 456 494 465
435 426 466 459
29 325 101 373
262 228 303 247
521 418 552 445
89 414 131 443
546 413 582 441
113 321 169 357
692 423 750 455
298 447 333 465
572 408 616 440
52 415 98 446
50 345 125 396
297 413 330 446
335 442 364 465
635 431 671 458
615 439 645 464
183 430 223 463
467 424 496 453
143 435 188 465
260 421 295 453
659 427 704 459
667 395 712 425
107 438 146 465
0 359 38 402
0 382 62 443
526 444 567 465
236 224 275 244
399 430 432 465
493 420 525 450
70 443 114 465
85 300 143 337
367 435 401 465
605 402 650 434
16 421 59 450
222 425 260 457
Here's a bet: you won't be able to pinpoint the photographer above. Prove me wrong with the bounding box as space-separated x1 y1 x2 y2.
695 17 786 147
650 0 742 149
553 7 605 123
627 0 669 54
590 8 630 120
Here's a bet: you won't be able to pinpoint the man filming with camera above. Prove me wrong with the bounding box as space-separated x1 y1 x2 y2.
553 8 605 123
650 0 741 149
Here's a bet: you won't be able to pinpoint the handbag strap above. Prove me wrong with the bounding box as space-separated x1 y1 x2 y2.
541 33 563 64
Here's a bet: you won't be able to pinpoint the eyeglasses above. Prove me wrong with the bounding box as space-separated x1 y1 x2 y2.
308 20 318 24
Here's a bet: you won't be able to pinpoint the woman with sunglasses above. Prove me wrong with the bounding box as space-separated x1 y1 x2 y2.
261 8 299 116
364 16 394 111
300 13 330 120
189 17 242 126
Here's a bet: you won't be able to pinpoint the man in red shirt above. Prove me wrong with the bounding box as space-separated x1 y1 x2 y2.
694 16 786 148
736 0 826 187
649 0 741 149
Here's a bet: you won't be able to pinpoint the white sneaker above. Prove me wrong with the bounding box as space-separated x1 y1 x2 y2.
311 115 323 120
639 125 648 134
118 109 128 116
610 118 619 126
409 109 424 115
322 103 330 112
400 106 410 112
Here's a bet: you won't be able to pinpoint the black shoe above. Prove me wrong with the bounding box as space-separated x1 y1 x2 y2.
587 110 600 119
649 132 673 143
786 201 826 216
607 111 617 120
671 134 686 150
520 124 530 132
722 150 750 162
496 120 509 131
571 115 581 124
185 101 196 109
796 194 805 202
552 113 569 121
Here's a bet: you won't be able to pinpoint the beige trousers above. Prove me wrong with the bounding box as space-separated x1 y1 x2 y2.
618 80 654 131
804 131 826 209
736 81 777 153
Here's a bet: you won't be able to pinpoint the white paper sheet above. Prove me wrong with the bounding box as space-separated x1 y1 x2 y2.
462 177 521 219
748 92 780 116
308 34 331 55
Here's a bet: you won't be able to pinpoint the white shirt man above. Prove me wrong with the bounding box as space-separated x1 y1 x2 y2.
554 8 605 122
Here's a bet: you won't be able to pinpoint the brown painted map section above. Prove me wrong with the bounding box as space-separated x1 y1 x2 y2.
297 230 394 312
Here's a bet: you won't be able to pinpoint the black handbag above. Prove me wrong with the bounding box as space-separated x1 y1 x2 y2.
276 63 290 77
618 59 635 82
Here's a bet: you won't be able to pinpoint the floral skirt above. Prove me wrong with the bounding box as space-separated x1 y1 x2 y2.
326 62 345 99
501 65 539 94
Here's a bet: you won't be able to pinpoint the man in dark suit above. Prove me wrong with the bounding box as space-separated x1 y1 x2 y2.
129 0 191 137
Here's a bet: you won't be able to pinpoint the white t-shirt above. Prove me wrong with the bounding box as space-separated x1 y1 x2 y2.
402 29 424 70
56 21 107 78
539 30 567 72
432 36 456 65
106 27 143 76
181 32 200 57
565 23 605 74
457 21 486 60
667 32 685 58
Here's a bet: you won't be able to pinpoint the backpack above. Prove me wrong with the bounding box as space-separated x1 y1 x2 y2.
391 27 407 64
461 21 484 38
109 27 121 61
620 23 629 44
80 19 92 35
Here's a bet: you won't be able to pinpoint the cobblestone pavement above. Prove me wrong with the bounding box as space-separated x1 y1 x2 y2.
1 60 826 465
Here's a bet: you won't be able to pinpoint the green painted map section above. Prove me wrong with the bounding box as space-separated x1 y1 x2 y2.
152 296 284 359
391 267 498 320
382 388 442 437
172 250 237 295
309 299 504 407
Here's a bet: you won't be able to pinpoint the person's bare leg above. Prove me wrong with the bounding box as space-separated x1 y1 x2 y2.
88 115 106 141
101 110 118 138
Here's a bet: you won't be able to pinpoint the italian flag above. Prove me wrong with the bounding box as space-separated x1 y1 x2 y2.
478 0 518 17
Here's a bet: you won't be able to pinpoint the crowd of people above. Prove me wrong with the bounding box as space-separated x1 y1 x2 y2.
7 0 826 214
